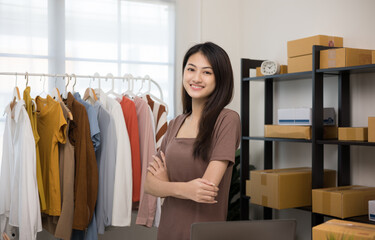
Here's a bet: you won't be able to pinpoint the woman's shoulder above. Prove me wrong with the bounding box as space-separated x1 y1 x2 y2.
217 108 240 122
168 113 189 129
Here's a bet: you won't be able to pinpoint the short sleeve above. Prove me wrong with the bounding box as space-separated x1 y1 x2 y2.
56 105 67 144
209 110 241 164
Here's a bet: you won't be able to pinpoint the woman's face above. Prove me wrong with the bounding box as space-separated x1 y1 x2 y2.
183 52 216 103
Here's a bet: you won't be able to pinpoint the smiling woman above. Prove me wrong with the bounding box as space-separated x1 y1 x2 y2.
144 42 241 240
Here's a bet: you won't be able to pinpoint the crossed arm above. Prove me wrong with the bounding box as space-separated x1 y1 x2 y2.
144 152 229 204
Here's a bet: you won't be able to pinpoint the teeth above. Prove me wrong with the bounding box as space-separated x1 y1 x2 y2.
191 84 203 89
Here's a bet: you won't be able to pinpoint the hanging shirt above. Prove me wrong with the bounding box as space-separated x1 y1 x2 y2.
36 95 67 216
119 96 142 203
0 100 42 240
156 109 241 240
23 86 46 211
142 94 168 151
73 92 100 151
94 89 132 227
64 93 98 230
42 102 75 240
135 97 157 227
93 101 117 234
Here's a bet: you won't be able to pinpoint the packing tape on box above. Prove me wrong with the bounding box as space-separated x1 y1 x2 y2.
322 192 332 215
328 49 336 68
261 173 267 185
326 221 375 232
262 195 268 206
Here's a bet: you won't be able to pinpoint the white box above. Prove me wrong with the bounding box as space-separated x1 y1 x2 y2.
277 108 335 126
370 200 375 221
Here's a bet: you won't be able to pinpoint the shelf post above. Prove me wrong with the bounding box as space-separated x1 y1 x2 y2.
338 71 351 186
311 45 326 227
240 58 264 220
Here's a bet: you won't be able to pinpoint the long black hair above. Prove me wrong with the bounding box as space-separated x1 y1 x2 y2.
182 42 234 161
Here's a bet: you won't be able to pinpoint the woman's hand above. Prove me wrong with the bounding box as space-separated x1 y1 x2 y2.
148 151 169 182
183 178 219 204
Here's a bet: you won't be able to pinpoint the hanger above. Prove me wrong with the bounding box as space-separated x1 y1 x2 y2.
105 73 122 98
136 77 145 96
71 74 77 93
84 73 99 104
140 75 168 114
63 73 70 98
13 73 21 100
123 74 136 99
38 74 48 97
51 75 63 102
10 73 21 111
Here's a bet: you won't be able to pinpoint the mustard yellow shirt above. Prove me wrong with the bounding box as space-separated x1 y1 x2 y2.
36 95 67 216
23 87 46 211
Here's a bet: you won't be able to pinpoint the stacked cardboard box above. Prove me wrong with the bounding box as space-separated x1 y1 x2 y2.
287 35 343 73
338 127 368 141
320 48 373 69
313 219 375 240
312 185 375 218
246 167 336 209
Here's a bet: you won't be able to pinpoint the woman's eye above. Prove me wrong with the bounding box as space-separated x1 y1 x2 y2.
204 71 212 75
187 68 195 72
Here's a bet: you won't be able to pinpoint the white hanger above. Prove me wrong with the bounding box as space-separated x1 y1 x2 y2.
123 74 136 99
106 73 122 98
38 74 48 97
140 75 168 114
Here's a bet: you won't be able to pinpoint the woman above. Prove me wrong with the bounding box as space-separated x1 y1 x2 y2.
145 42 241 240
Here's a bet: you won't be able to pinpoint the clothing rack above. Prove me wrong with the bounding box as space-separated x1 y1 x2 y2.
0 71 164 100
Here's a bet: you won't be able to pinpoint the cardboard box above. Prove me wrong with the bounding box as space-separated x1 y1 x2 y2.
288 54 312 73
278 108 335 126
368 117 375 142
372 50 375 64
313 219 375 240
247 167 336 209
287 35 343 58
264 125 338 140
312 185 375 218
256 65 288 77
370 200 375 221
338 127 368 141
320 48 373 69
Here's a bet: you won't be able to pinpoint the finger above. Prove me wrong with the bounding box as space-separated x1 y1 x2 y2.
147 167 156 175
160 151 167 165
148 162 158 172
199 178 216 187
153 155 164 169
199 181 219 192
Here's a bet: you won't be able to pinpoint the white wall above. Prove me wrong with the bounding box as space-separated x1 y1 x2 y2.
174 0 242 115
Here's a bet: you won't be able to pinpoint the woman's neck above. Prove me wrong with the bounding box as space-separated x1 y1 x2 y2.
189 99 205 123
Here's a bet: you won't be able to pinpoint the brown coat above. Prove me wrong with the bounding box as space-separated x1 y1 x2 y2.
65 93 98 230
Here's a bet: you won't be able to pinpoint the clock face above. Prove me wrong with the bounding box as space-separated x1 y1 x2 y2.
261 61 279 75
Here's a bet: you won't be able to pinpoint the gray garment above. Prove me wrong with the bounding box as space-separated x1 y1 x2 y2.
73 92 100 151
94 101 117 234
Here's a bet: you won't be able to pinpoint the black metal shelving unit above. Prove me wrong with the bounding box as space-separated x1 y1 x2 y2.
240 46 375 230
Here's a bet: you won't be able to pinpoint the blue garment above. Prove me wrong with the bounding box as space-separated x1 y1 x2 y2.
94 101 117 234
73 92 100 151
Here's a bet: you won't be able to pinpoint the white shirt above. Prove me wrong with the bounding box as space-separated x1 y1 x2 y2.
0 100 42 240
95 89 133 227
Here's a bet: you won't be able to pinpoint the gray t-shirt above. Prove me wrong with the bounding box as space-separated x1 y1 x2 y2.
157 108 241 240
